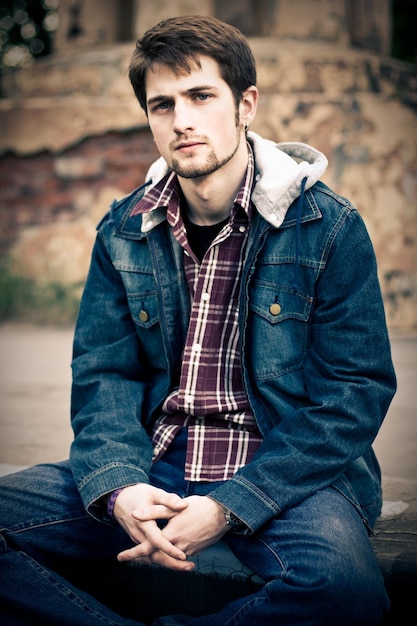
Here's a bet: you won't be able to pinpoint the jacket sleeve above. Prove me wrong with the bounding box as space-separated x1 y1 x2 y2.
209 207 397 532
70 225 154 519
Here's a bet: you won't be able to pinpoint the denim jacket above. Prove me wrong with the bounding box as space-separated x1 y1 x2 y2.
70 133 396 530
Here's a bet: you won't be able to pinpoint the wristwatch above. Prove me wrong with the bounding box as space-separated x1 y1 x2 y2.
224 508 245 529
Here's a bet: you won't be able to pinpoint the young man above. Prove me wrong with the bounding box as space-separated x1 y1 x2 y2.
0 15 396 625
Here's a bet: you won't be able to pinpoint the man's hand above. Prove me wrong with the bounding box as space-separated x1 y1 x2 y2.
113 483 193 571
119 494 229 570
160 495 230 556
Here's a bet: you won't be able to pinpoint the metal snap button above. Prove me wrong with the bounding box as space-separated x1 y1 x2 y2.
269 303 281 316
139 310 149 322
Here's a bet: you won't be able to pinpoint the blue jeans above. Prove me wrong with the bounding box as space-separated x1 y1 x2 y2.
0 429 388 625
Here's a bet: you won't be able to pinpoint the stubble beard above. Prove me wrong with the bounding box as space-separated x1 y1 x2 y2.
170 125 241 180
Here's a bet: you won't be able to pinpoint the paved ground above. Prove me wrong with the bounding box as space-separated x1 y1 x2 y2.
0 322 416 511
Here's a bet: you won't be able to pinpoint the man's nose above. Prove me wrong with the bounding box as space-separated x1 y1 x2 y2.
173 102 194 133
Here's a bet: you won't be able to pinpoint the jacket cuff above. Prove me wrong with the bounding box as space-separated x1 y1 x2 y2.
209 475 281 534
76 462 149 520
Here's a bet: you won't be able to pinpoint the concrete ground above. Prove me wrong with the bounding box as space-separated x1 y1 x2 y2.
0 322 416 513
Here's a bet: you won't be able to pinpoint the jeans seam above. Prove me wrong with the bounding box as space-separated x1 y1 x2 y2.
222 592 268 626
252 532 288 573
2 513 90 535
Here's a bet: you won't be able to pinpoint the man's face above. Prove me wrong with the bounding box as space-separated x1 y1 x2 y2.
145 56 244 179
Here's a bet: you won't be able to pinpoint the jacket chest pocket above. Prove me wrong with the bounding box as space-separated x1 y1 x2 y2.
114 264 160 329
123 279 169 371
247 281 313 379
127 291 159 329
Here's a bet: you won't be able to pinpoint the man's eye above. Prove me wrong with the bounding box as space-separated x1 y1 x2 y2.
150 100 172 112
195 93 211 101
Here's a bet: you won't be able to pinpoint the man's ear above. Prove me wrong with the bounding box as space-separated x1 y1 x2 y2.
240 85 258 128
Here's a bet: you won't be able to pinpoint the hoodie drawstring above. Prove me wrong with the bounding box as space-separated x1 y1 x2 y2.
293 176 308 290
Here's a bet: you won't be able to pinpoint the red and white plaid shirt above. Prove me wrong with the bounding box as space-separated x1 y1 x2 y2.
132 149 262 481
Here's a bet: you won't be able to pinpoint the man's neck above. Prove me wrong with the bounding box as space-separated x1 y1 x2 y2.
178 141 249 226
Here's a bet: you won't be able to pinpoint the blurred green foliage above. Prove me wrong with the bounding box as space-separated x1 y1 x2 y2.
0 265 80 325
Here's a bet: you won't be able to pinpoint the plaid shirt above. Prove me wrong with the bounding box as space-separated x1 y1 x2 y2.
132 149 262 481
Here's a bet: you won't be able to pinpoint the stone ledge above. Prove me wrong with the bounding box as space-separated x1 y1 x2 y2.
1 38 415 156
0 96 147 155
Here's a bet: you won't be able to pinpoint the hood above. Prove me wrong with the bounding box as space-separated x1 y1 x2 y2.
248 132 328 227
141 131 328 232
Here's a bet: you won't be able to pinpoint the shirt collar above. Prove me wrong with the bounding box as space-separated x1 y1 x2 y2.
131 143 255 228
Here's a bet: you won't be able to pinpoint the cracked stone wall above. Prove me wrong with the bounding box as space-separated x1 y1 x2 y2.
0 37 416 328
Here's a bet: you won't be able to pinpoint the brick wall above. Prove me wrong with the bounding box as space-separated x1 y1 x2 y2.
0 129 159 258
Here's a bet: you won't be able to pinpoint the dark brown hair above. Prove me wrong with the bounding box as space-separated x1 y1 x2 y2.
129 15 257 112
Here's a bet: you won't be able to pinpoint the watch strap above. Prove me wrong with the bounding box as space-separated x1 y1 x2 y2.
224 508 244 528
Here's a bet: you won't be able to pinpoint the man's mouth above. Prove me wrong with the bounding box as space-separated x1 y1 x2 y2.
174 140 205 152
